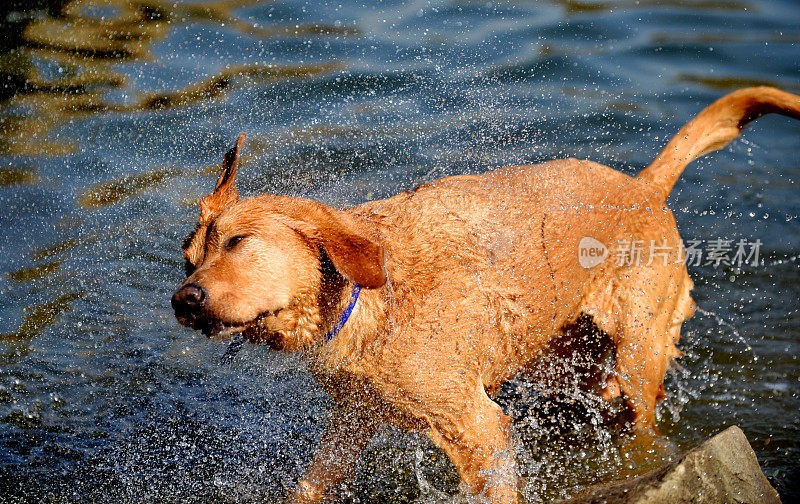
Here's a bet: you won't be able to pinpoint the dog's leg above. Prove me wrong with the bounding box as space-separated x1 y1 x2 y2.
426 383 518 504
610 268 686 430
613 323 667 430
287 402 380 503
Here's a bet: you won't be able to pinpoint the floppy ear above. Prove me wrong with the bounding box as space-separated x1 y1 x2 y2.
280 199 387 289
198 132 246 222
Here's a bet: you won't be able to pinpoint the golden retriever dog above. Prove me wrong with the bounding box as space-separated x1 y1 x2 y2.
172 87 800 503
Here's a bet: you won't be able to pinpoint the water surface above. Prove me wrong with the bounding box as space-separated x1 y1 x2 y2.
0 0 798 502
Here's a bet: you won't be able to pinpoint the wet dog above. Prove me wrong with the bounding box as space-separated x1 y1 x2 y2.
172 87 800 503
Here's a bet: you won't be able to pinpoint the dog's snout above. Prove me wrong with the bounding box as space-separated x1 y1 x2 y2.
171 283 206 315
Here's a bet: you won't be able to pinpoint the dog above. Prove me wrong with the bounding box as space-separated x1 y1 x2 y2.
172 87 800 503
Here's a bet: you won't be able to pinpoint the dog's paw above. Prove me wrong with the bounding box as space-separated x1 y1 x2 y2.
286 480 325 504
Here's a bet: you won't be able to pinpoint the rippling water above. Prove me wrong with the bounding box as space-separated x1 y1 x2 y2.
0 0 798 502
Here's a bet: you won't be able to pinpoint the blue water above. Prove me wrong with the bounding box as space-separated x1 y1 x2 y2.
0 0 798 502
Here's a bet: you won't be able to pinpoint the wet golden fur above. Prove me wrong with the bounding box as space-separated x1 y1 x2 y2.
173 87 800 503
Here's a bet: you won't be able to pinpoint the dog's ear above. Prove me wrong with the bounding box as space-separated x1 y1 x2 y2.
199 133 246 222
281 200 387 289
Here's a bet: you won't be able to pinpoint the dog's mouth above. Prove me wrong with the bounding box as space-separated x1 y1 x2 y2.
200 320 248 341
191 310 284 348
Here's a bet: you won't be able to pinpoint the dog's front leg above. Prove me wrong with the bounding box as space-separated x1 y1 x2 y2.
427 385 518 504
287 402 380 503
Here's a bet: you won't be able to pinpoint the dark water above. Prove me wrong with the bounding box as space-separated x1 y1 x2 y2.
0 0 798 502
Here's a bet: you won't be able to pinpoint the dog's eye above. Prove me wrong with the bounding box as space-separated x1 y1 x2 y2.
184 259 195 277
225 235 246 249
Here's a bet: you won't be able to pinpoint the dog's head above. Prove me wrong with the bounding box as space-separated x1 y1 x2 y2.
171 134 386 350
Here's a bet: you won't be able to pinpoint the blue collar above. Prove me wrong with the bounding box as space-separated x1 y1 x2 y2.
324 284 361 343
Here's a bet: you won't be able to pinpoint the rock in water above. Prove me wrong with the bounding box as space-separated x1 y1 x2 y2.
561 425 781 504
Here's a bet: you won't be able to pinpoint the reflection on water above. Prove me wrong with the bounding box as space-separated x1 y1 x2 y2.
678 74 800 92
79 167 182 207
139 61 342 110
546 0 752 15
1 0 348 157
0 166 38 185
1 0 799 502
1 290 85 342
6 260 61 283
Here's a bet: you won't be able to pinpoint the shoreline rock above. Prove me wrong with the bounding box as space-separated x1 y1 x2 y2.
560 426 781 504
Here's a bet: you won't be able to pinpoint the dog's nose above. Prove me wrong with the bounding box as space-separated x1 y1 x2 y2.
171 283 206 316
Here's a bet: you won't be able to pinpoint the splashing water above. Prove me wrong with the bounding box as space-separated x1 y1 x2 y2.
1 0 799 502
695 306 757 362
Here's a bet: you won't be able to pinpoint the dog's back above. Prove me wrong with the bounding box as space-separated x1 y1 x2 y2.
352 158 675 390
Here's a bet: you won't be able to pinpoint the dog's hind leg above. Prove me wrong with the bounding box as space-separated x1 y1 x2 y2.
613 319 670 429
288 400 381 503
606 265 692 430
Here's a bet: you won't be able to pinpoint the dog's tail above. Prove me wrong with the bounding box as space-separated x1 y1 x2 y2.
637 86 800 199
